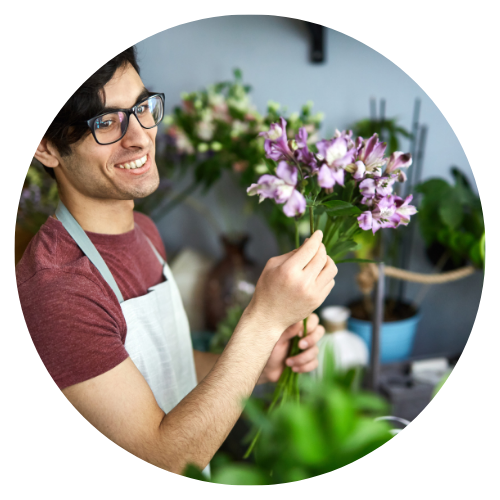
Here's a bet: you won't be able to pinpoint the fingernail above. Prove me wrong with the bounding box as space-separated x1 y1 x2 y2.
286 359 294 367
292 367 299 372
300 340 308 349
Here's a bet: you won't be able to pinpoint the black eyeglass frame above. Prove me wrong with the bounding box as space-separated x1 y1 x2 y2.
86 92 165 145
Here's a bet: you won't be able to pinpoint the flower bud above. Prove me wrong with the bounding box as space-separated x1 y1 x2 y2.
289 139 299 151
210 141 223 151
254 164 268 175
197 143 209 153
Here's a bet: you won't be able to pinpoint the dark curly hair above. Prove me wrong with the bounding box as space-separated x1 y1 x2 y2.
40 46 140 179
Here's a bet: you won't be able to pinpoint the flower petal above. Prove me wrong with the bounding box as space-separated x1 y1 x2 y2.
276 161 298 186
283 190 306 217
317 164 336 188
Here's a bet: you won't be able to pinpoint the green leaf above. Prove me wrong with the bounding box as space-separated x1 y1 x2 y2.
264 157 277 173
322 200 361 216
212 464 269 485
328 239 359 260
183 463 209 481
341 180 356 202
233 68 243 80
416 178 450 198
439 189 463 229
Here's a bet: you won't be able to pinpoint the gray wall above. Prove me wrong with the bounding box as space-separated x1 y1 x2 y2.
136 15 483 358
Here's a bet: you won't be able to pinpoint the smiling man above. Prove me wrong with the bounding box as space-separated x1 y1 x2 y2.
16 47 337 474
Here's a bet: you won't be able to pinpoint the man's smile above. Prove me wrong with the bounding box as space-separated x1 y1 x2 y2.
113 154 151 175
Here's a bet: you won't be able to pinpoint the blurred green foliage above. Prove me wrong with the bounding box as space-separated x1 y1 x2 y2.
416 167 485 269
17 161 59 234
209 304 244 354
350 117 412 155
184 356 392 484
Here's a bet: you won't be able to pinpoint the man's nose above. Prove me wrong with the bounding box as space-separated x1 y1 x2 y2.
121 114 151 149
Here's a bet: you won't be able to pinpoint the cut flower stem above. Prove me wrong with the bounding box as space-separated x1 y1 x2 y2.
244 208 315 459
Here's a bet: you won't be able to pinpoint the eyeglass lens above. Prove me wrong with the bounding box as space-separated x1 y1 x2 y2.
93 95 163 144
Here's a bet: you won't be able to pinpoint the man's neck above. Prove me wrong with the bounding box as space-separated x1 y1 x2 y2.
58 192 135 235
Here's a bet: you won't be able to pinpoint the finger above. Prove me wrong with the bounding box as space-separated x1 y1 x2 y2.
303 313 320 336
304 243 327 279
291 358 319 373
298 324 325 349
266 248 299 269
284 230 324 270
317 256 338 288
280 321 303 342
291 355 318 373
286 345 319 368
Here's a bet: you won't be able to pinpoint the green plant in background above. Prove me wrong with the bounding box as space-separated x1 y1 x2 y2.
350 116 412 156
184 355 392 484
416 167 485 269
209 304 245 354
17 161 59 235
155 69 324 251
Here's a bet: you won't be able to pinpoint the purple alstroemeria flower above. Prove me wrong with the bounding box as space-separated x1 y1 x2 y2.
247 161 306 217
394 194 418 225
357 194 417 234
334 129 355 149
295 127 318 172
315 136 356 188
359 176 396 200
260 117 293 162
356 134 387 177
385 151 412 174
345 160 366 180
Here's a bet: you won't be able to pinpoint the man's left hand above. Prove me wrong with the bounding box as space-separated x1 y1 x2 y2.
260 313 325 384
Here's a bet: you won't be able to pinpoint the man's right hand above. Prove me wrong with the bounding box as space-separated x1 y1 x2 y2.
247 230 337 336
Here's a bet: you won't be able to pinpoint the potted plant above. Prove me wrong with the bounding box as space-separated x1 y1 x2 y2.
416 166 485 271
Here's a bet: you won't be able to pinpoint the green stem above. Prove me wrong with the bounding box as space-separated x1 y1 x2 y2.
244 210 313 459
295 220 299 249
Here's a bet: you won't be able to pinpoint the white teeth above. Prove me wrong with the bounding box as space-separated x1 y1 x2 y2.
117 155 147 170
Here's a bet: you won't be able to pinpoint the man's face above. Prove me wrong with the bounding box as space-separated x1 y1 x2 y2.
56 63 160 201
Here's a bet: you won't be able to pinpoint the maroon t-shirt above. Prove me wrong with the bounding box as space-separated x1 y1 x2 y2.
16 212 167 390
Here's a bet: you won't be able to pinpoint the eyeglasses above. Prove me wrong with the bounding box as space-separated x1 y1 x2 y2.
87 93 165 145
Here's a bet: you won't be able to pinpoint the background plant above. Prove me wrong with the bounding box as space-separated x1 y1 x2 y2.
17 161 59 235
416 167 485 269
184 354 393 484
154 69 324 251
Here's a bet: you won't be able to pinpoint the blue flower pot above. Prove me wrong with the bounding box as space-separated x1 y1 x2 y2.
347 311 421 364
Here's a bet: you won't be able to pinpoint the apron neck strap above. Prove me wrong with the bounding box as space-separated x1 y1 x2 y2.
144 237 165 266
55 201 125 304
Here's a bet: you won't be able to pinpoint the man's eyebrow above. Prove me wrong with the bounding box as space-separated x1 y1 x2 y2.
99 87 151 114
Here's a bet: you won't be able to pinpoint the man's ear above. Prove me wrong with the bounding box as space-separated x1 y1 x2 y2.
34 138 61 170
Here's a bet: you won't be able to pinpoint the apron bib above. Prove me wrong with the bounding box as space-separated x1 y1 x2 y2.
55 202 209 476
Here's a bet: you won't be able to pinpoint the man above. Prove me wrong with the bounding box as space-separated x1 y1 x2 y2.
17 47 337 474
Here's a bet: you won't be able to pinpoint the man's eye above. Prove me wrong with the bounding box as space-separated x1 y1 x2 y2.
137 104 149 115
96 120 113 129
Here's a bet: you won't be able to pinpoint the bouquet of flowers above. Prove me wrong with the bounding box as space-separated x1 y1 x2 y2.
244 118 416 456
156 71 323 250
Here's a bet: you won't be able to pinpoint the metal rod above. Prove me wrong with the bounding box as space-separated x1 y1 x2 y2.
370 97 377 121
397 98 422 302
369 262 385 391
399 123 428 301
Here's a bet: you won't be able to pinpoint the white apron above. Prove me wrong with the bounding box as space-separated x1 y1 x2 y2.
55 202 209 476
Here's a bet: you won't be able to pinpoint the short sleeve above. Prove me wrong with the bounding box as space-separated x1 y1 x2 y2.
19 269 129 390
